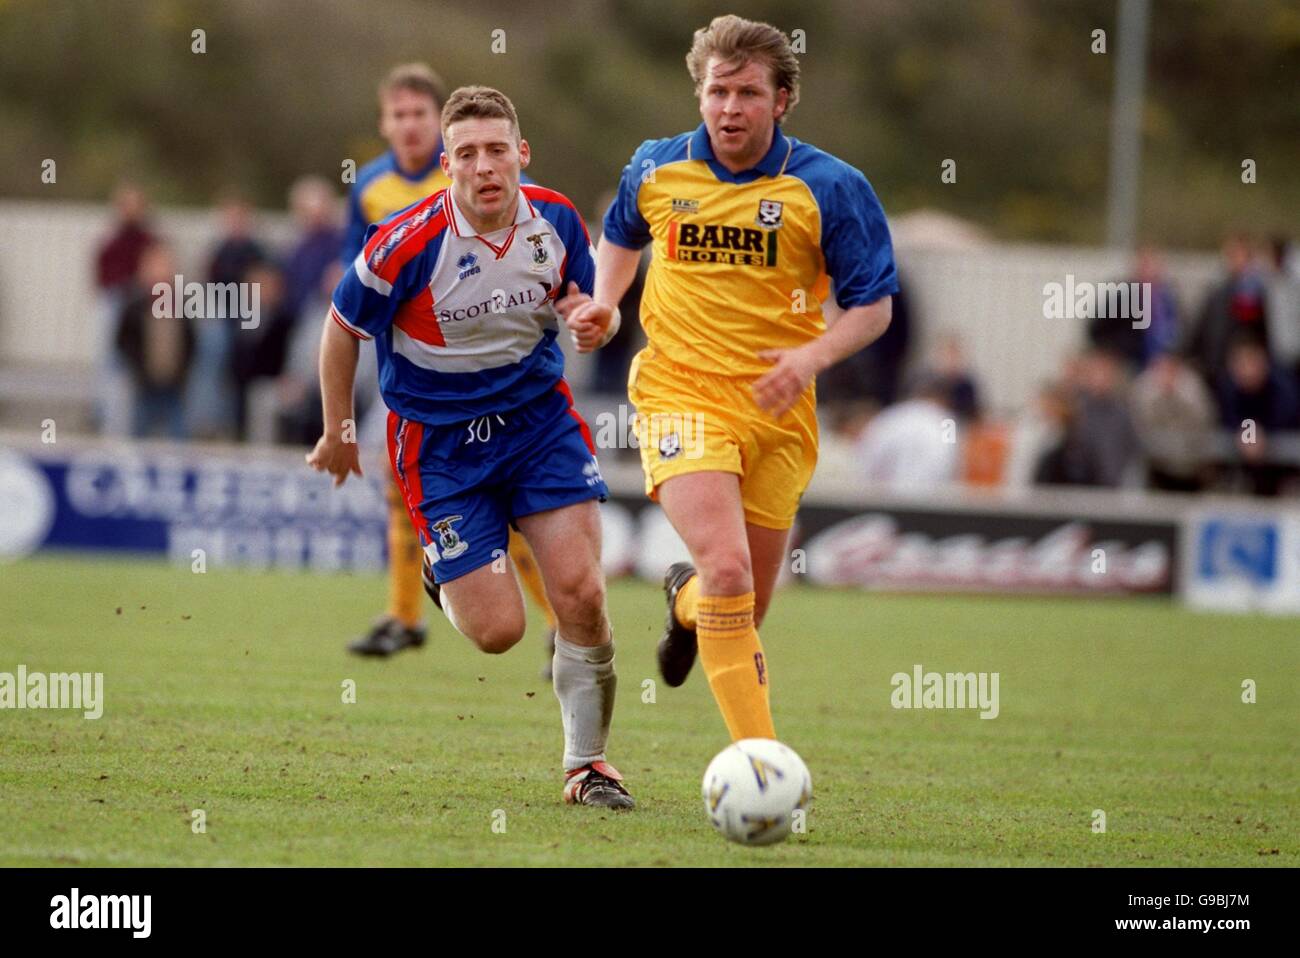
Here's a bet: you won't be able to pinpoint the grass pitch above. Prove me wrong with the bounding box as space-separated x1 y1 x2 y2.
1 554 1295 867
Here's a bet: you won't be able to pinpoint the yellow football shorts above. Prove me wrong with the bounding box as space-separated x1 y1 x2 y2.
627 346 818 530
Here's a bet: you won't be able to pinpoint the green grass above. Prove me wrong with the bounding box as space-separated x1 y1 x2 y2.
0 554 1296 867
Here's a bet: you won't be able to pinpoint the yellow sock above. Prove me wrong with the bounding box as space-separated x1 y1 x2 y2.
509 530 557 628
673 574 700 629
387 482 425 629
696 592 775 741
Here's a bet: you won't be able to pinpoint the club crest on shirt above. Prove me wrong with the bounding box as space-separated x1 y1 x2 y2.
526 232 551 271
658 433 682 460
756 199 784 230
430 515 468 561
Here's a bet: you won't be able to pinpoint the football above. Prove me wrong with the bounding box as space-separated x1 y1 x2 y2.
701 738 813 846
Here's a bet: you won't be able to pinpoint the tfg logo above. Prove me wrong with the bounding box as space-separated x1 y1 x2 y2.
50 888 151 938
1198 519 1278 585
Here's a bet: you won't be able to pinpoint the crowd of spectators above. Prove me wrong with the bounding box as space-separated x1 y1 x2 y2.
92 186 1299 497
819 236 1300 497
94 179 347 445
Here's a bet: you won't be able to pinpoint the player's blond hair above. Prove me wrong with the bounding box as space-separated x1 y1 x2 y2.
440 85 521 141
686 15 801 124
378 62 448 110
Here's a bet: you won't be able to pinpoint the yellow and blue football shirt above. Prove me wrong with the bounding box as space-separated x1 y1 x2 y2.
602 123 897 379
342 147 452 264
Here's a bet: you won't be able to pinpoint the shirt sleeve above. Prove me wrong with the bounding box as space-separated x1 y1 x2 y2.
820 168 898 309
328 222 413 341
601 141 655 250
557 208 596 296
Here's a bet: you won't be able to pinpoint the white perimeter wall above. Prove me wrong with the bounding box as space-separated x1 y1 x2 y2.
0 199 1222 413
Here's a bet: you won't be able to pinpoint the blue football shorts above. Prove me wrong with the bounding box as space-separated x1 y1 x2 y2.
386 379 608 584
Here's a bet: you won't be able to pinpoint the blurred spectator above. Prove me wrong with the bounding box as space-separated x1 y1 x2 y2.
1075 349 1142 485
95 183 156 292
1130 353 1214 491
855 372 957 491
1087 245 1182 369
961 420 1009 487
93 182 157 436
230 259 296 440
1216 335 1300 433
276 260 347 446
1264 235 1300 375
1185 233 1271 382
818 273 912 410
590 191 646 396
1035 350 1140 487
283 177 343 321
261 178 343 444
115 242 194 439
825 400 876 445
1006 381 1066 487
1032 383 1093 486
928 330 981 421
1214 336 1299 495
209 192 267 284
187 192 267 439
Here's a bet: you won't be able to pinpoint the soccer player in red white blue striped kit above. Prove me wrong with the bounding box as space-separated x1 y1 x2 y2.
307 86 634 808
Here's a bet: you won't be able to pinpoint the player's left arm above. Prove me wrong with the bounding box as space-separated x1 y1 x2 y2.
753 298 891 417
754 165 899 417
551 203 621 353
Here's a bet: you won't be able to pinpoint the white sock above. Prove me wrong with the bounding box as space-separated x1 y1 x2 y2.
551 633 616 771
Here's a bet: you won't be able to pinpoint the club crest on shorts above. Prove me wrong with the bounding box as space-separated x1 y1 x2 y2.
756 199 784 230
430 515 468 561
658 432 682 460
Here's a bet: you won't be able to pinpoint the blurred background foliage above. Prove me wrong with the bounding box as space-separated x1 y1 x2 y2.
0 0 1295 245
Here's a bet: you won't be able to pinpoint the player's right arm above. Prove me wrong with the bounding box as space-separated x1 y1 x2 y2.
306 315 363 486
307 212 421 484
592 141 655 311
592 239 641 315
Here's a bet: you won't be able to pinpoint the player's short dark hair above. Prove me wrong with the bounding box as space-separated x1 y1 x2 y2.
686 14 801 124
379 63 447 111
440 85 521 141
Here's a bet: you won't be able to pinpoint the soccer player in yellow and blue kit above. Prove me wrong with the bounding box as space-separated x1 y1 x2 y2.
343 63 558 661
572 15 897 743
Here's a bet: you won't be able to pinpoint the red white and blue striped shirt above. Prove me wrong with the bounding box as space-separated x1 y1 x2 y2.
330 184 595 425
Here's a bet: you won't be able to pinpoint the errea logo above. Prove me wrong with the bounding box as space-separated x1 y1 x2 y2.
50 888 151 938
456 252 480 280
